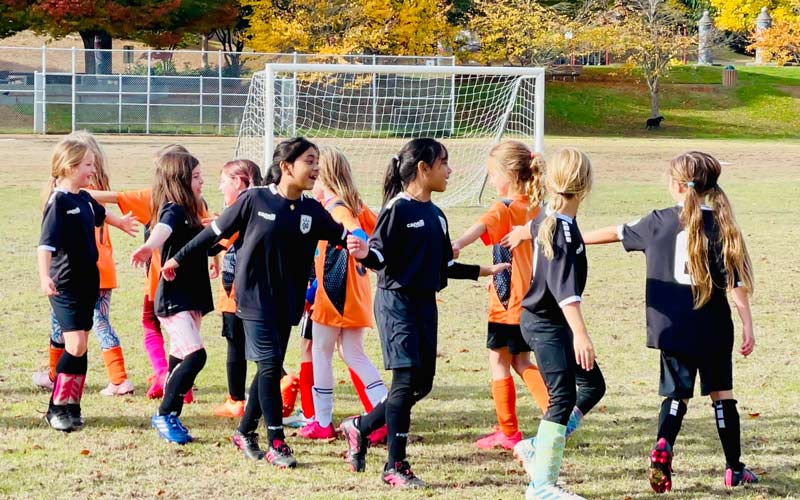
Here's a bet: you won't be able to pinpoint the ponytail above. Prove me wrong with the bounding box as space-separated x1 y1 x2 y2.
382 138 448 207
681 182 713 309
382 156 403 206
525 154 546 209
708 185 754 295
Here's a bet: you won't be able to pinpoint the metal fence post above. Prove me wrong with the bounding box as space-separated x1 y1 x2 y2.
41 45 47 134
71 47 76 132
218 51 223 134
371 54 377 134
146 49 151 134
265 66 275 170
199 76 204 131
118 73 123 133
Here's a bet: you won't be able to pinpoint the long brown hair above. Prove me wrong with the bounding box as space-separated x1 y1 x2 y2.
537 147 593 260
149 150 202 229
670 151 754 308
318 146 362 217
488 140 545 210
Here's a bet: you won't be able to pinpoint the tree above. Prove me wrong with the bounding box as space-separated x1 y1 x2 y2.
710 0 799 33
748 18 800 64
212 4 251 77
0 0 29 39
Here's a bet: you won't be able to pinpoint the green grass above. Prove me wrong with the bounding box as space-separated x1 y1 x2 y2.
1 135 799 499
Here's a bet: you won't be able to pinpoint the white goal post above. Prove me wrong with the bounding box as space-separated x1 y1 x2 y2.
236 63 545 207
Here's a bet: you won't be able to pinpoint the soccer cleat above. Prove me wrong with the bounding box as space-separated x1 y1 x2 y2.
724 467 759 487
213 395 246 418
368 424 388 447
525 482 585 499
32 371 54 391
382 461 426 489
299 421 336 439
340 416 367 472
649 438 673 493
151 413 192 444
45 406 74 432
283 408 313 428
146 372 165 399
514 437 538 480
266 439 297 468
280 374 300 417
66 404 84 428
231 430 265 460
99 379 134 397
475 428 523 450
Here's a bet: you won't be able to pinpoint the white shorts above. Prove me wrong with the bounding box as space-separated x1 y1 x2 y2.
160 310 204 359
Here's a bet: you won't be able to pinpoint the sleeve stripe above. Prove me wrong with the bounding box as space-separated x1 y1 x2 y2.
558 296 582 307
370 248 384 263
37 245 56 252
617 225 625 241
447 259 455 267
155 222 174 234
340 227 348 241
210 220 221 236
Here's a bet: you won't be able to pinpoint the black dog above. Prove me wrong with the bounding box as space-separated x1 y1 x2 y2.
646 115 665 129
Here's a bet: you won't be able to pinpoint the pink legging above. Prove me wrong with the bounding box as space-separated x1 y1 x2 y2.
142 296 168 377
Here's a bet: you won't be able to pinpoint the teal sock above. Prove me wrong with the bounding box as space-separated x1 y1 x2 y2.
532 420 567 488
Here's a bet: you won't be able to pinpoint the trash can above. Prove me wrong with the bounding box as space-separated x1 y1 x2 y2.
723 65 737 87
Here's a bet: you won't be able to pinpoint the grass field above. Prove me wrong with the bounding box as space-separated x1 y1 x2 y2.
1 135 799 499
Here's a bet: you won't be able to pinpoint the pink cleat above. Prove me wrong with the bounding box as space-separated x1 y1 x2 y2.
475 428 522 450
299 421 336 439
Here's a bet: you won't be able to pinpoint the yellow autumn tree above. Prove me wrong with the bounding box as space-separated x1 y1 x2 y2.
709 0 800 33
748 19 800 64
243 0 452 56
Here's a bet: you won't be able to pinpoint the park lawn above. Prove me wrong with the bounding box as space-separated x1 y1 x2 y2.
0 135 798 499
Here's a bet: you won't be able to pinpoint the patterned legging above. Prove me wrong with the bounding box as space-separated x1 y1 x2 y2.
50 289 120 349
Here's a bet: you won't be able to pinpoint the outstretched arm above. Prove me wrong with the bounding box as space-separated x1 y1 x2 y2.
105 211 139 238
452 222 486 259
84 189 119 204
500 220 533 250
583 226 621 245
131 224 171 268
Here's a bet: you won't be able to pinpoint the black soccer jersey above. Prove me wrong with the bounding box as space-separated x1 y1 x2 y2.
620 205 736 355
173 184 348 325
521 210 587 324
154 202 214 317
359 193 479 291
38 188 106 294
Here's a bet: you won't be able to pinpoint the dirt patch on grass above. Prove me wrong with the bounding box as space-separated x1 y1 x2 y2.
778 86 800 98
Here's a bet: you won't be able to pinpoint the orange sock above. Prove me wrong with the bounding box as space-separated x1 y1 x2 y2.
102 346 128 385
48 344 64 382
299 361 315 419
491 376 518 436
349 367 373 412
521 365 549 413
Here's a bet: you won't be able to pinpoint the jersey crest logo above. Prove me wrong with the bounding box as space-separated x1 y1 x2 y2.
300 214 312 234
438 216 447 234
66 207 81 215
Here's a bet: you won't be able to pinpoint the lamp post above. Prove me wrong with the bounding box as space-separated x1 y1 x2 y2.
755 7 773 64
698 11 714 65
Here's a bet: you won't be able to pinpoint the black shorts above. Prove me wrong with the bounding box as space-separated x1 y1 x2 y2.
299 310 313 340
659 350 733 399
374 288 437 372
487 322 531 355
221 311 244 341
49 290 97 332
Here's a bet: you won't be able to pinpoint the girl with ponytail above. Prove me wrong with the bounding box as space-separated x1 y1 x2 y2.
583 151 757 493
450 141 549 451
502 147 605 499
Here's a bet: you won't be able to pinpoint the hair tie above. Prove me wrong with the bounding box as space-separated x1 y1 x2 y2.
530 151 538 159
392 155 400 162
686 181 695 188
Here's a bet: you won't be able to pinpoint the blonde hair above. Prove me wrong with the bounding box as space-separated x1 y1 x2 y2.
149 150 203 230
488 140 545 209
43 137 92 203
537 147 593 260
318 146 362 217
670 151 754 308
67 131 110 190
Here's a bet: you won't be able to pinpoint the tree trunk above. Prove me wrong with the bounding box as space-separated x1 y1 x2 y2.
79 30 112 74
649 79 660 118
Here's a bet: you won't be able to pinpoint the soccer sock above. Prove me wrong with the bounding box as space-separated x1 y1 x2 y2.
48 341 65 382
312 386 334 427
142 298 168 377
532 420 567 488
358 400 387 436
491 376 518 436
657 398 687 448
385 368 414 465
521 365 549 413
238 373 263 435
349 367 372 411
101 346 128 385
158 349 206 416
714 399 743 471
226 337 247 401
299 361 315 419
565 406 584 438
51 351 87 407
258 358 285 442
279 374 300 417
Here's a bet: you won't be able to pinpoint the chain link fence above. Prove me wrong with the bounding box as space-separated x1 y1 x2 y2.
0 46 454 135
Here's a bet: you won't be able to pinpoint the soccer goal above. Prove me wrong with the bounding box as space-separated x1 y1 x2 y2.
236 63 545 208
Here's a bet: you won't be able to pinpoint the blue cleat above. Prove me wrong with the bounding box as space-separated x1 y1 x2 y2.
151 413 192 444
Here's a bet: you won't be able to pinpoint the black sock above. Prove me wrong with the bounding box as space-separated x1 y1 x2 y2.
158 349 207 416
226 337 247 401
358 400 387 436
714 399 743 470
247 358 284 443
238 372 262 435
385 369 414 466
657 398 687 448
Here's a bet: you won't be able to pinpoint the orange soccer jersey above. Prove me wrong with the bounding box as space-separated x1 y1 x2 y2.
95 218 117 290
216 234 238 314
311 200 377 329
478 195 539 325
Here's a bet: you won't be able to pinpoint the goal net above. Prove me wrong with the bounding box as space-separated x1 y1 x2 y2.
236 63 544 208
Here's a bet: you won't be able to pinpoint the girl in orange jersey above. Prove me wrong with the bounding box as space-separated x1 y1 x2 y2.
451 141 549 450
298 147 388 439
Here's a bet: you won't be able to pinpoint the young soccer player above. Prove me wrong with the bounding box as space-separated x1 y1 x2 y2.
212 159 263 419
33 132 137 396
131 149 213 444
299 146 388 439
38 137 137 432
450 141 549 450
583 151 758 492
502 147 605 500
160 137 364 468
343 138 510 488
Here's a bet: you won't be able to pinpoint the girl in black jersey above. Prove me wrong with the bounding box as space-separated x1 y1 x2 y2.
584 151 757 493
503 147 605 500
161 137 362 468
343 138 509 488
38 137 137 432
131 150 213 445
